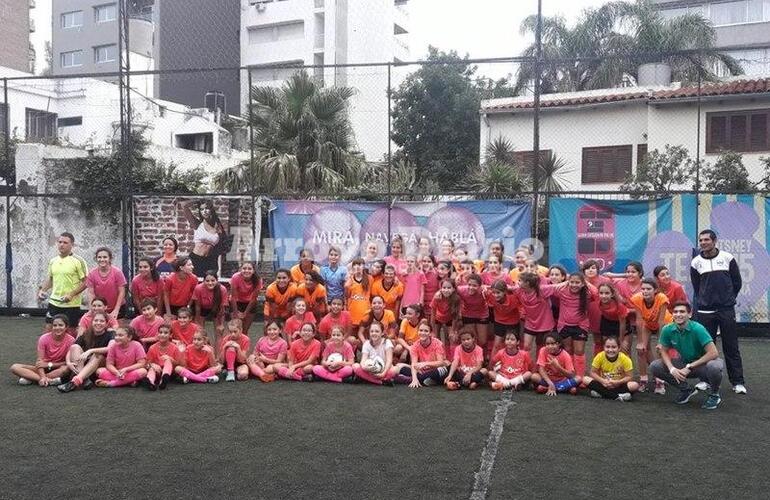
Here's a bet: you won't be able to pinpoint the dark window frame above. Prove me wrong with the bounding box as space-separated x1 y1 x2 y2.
26 108 58 142
706 108 770 154
581 144 633 184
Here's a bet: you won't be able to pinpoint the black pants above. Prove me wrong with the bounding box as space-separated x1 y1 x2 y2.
399 365 447 386
587 380 632 399
695 308 744 385
449 370 484 386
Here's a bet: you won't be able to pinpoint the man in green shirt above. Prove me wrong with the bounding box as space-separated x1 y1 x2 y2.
649 302 724 410
38 232 88 330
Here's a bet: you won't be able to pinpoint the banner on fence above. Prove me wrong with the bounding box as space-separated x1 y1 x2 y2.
269 200 532 267
133 197 261 279
549 194 770 322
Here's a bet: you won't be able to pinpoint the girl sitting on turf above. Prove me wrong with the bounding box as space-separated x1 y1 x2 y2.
95 326 147 388
175 330 221 384
357 296 398 345
284 298 317 342
456 274 489 357
318 297 352 344
583 336 639 401
58 312 115 392
130 298 165 350
483 279 522 358
170 307 199 351
312 326 355 383
444 328 486 390
531 333 580 396
402 319 448 388
247 320 287 383
354 321 398 386
145 323 181 390
276 323 322 382
11 314 74 387
395 303 423 361
488 332 532 391
77 297 118 337
218 319 250 382
430 279 460 352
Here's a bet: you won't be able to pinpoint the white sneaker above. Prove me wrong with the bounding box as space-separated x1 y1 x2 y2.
181 377 189 384
225 371 236 382
616 392 632 402
695 381 710 392
47 377 62 386
207 375 220 384
733 384 747 395
654 379 666 395
589 390 602 398
18 377 32 386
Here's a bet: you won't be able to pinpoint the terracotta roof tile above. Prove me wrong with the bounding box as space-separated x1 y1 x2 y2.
650 77 770 100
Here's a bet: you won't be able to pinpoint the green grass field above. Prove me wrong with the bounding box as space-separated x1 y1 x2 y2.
2 316 768 499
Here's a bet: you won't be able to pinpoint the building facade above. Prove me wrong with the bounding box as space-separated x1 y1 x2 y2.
240 0 410 160
0 0 33 73
653 0 770 76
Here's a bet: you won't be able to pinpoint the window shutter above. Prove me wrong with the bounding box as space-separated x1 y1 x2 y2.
728 114 747 150
750 113 768 152
708 115 727 152
581 145 631 184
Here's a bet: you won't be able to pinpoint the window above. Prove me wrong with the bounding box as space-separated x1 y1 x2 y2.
58 116 83 127
710 0 767 25
511 149 553 168
60 50 83 68
248 21 304 44
61 10 83 28
581 145 632 184
94 44 117 64
94 3 117 23
176 133 213 153
26 108 58 141
707 109 770 153
718 48 770 77
0 103 7 136
250 62 303 82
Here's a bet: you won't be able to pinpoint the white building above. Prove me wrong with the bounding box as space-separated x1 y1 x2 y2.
240 0 410 160
480 76 770 191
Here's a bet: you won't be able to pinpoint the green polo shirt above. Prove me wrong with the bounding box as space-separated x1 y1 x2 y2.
658 320 713 364
47 253 88 308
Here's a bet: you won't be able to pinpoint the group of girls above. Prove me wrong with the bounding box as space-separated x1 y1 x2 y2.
12 235 686 400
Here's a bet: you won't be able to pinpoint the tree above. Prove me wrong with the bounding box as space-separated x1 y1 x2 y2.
620 144 696 194
515 0 742 94
213 70 363 195
702 151 753 192
390 47 515 190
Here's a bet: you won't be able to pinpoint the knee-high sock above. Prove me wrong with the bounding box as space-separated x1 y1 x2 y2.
225 348 237 371
277 366 302 381
249 363 265 378
162 360 173 376
146 369 157 385
178 367 217 383
107 369 145 387
573 354 586 376
313 365 353 383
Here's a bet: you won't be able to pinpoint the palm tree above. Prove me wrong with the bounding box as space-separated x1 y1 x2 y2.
515 0 742 94
213 70 363 195
536 153 572 193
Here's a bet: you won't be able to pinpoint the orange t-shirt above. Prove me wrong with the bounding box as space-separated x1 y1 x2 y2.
509 265 549 283
630 293 672 332
360 309 397 335
171 320 198 346
370 280 403 314
263 282 298 319
346 278 371 325
290 264 320 284
146 341 181 366
288 338 322 364
399 318 420 345
185 346 213 373
297 283 328 315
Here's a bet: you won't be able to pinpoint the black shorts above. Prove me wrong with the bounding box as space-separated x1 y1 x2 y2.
599 317 621 338
46 304 83 327
169 305 183 316
559 326 588 342
236 301 252 313
493 322 519 338
110 305 128 320
462 316 489 325
522 327 551 337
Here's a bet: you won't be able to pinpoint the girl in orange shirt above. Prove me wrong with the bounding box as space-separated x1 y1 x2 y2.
275 322 322 382
370 264 403 315
395 304 423 361
297 270 327 318
368 259 385 288
358 296 397 345
174 330 221 384
345 258 371 328
630 278 672 394
145 323 181 390
263 269 297 324
290 249 320 284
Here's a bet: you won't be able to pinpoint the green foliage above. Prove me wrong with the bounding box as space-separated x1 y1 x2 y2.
620 144 696 194
702 151 753 192
391 47 516 190
0 137 16 186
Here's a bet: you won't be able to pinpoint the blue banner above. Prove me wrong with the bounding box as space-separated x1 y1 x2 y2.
269 200 532 267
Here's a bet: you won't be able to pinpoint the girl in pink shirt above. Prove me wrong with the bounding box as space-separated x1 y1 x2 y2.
174 330 221 384
129 298 165 349
512 272 559 356
85 247 127 319
312 326 355 383
131 258 163 315
78 297 119 337
247 320 287 382
384 235 407 276
582 259 612 361
554 272 598 377
531 333 580 396
481 255 512 287
430 279 460 351
218 319 251 382
318 297 352 344
11 314 74 386
276 323 322 382
402 319 448 388
144 323 181 390
284 298 317 342
192 271 228 340
95 326 147 388
435 260 455 284
444 328 486 390
456 275 489 357
400 255 427 314
421 255 440 318
229 261 262 334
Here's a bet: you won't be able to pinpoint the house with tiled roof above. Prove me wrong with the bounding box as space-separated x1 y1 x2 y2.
480 76 770 190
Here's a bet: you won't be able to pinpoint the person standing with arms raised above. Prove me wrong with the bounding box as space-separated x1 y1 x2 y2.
37 232 88 332
690 229 746 395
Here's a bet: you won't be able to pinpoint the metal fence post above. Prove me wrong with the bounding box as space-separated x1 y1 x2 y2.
532 0 543 247
387 62 393 250
4 78 12 309
695 63 702 240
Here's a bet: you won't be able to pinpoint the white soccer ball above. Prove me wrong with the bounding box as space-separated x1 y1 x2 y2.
327 352 344 364
363 357 384 374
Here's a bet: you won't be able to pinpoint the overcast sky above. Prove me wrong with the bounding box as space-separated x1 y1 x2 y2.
409 0 609 78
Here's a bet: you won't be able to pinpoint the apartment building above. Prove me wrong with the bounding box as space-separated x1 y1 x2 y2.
241 0 410 160
653 0 770 76
0 0 33 73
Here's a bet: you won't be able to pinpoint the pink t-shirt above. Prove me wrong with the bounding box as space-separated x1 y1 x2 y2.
37 332 75 363
192 283 228 313
514 285 557 332
401 271 427 308
318 311 352 339
78 312 119 331
422 270 440 310
131 275 163 303
384 256 408 276
229 272 261 304
284 312 317 339
536 347 574 382
410 337 445 371
457 285 489 319
130 315 165 340
453 344 484 374
555 286 597 332
85 266 127 311
322 341 355 362
480 271 512 287
491 348 532 379
106 340 146 369
255 336 288 360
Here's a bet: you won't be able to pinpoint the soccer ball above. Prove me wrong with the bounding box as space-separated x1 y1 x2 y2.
327 353 344 364
363 357 384 374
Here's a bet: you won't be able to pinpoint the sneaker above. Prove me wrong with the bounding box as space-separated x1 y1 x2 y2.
702 393 721 410
568 387 578 395
638 378 649 393
302 374 315 382
616 392 632 402
490 382 504 391
674 387 698 405
695 381 710 392
589 390 602 398
341 375 355 384
654 379 666 395
181 377 189 384
159 374 170 390
259 373 275 383
733 384 747 395
18 377 32 386
57 381 77 393
225 371 236 382
446 381 460 391
47 377 62 386
147 378 157 391
82 379 93 390
206 375 220 384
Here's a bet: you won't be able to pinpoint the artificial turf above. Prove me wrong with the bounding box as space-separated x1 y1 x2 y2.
1 316 768 499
